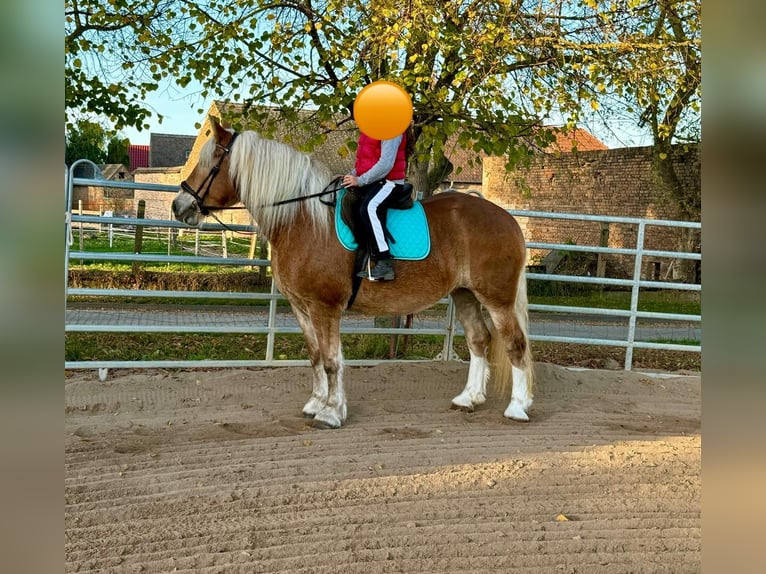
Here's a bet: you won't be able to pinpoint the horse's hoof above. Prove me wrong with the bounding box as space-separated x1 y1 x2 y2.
302 397 325 418
312 407 344 429
311 416 341 430
505 414 530 423
451 391 484 412
503 401 530 422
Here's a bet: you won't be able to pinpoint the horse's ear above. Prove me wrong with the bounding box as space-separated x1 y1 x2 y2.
209 115 228 142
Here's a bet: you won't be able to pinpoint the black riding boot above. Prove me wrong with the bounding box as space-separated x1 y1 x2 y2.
358 257 395 281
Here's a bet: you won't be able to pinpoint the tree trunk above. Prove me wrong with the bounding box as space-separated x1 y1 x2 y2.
652 144 700 284
409 159 431 199
408 149 454 199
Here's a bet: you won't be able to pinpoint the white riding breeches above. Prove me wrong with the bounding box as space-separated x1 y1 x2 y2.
365 180 396 254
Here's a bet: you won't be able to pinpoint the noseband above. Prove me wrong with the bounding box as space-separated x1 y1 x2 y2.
180 132 239 215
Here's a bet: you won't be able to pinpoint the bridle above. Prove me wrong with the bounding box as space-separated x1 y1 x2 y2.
180 132 239 216
178 130 342 233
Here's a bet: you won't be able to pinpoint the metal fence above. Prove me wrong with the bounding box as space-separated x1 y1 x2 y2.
65 161 701 374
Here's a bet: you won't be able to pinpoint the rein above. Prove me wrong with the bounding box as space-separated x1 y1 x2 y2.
259 176 344 208
210 177 343 234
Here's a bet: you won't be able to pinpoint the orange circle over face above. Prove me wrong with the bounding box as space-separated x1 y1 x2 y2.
353 81 413 140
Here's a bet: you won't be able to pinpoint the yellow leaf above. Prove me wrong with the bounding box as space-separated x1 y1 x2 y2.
555 514 570 522
590 100 600 111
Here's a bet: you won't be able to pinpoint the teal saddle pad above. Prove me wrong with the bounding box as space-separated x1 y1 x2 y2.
335 188 430 261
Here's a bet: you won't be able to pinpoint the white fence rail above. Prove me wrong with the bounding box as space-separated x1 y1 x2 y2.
65 162 701 373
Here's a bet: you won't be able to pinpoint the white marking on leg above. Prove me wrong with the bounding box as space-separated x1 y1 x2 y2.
504 365 533 421
314 348 347 428
452 351 488 409
302 364 328 417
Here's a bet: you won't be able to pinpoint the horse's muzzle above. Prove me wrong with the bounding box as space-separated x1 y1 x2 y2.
171 193 201 226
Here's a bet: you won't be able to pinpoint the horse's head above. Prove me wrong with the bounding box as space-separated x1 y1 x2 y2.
172 117 240 226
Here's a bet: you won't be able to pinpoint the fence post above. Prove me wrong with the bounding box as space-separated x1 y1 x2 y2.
78 200 84 251
260 241 270 283
77 200 84 265
597 222 609 279
249 232 258 269
132 200 146 274
221 230 228 258
440 297 458 361
167 206 173 260
624 221 646 371
265 279 279 363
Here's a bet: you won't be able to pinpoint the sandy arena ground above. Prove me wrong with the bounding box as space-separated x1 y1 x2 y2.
65 361 700 573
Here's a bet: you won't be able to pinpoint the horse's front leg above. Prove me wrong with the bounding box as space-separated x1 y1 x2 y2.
291 305 327 418
309 309 347 429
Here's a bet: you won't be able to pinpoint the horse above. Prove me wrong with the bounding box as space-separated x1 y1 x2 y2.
172 117 535 428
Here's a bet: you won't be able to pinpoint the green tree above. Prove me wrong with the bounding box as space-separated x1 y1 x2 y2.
65 120 108 166
526 0 701 218
65 0 174 133
106 136 130 166
66 0 700 197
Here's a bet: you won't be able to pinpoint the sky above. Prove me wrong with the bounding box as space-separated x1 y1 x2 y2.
119 85 213 145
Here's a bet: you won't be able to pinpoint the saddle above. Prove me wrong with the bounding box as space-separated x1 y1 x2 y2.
340 181 414 245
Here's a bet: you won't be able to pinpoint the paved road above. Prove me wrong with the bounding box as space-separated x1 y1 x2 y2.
66 304 701 343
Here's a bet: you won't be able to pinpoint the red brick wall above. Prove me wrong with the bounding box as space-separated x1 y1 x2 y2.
482 145 700 280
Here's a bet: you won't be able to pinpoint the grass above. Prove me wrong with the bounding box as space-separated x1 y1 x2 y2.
65 333 469 363
648 338 700 346
65 330 700 372
530 289 700 315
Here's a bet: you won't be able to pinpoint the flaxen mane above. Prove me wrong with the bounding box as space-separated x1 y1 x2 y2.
202 129 334 239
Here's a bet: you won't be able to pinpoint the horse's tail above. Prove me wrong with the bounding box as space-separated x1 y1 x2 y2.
488 266 535 399
514 267 535 393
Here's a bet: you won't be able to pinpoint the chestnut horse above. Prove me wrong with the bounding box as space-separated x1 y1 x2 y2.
172 118 534 428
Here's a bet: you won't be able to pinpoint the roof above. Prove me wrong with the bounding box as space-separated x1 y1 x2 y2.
128 145 150 172
545 126 609 153
149 133 197 168
98 164 131 181
211 101 357 175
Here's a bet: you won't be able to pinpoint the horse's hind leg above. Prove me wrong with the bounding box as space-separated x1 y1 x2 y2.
485 301 535 422
450 289 491 411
